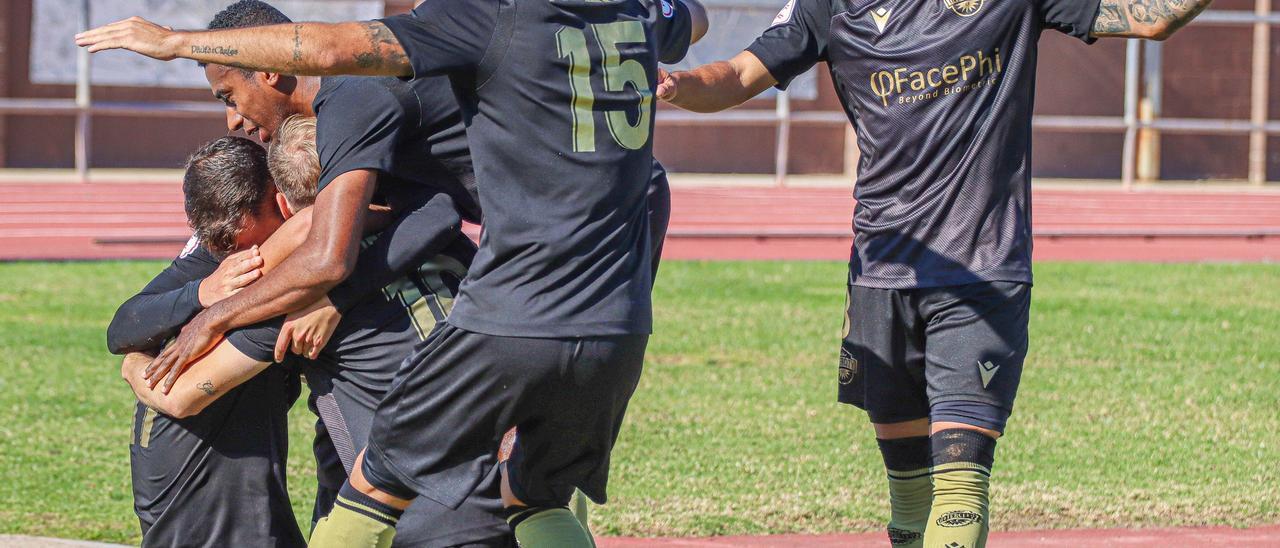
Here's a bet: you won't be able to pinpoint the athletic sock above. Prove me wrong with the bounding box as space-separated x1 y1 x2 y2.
507 506 595 548
924 429 997 548
877 436 933 547
308 481 403 548
570 488 591 531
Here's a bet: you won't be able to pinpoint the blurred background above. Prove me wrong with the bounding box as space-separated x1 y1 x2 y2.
0 0 1277 182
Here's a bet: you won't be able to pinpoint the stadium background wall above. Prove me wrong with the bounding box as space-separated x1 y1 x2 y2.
0 0 1278 180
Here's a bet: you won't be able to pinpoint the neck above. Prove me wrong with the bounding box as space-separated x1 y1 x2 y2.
289 76 322 116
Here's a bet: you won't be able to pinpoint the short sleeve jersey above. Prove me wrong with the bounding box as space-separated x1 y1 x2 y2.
379 0 693 337
748 0 1100 288
314 75 481 223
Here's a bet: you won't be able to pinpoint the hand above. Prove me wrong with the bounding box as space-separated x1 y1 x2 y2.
274 296 342 362
75 16 180 60
198 246 263 307
656 68 679 102
120 352 155 383
145 311 225 393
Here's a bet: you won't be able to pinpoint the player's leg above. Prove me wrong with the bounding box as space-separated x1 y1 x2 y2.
920 282 1030 548
501 333 648 548
500 429 592 534
843 284 933 548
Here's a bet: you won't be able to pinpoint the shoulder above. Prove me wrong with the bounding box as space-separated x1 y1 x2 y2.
316 76 408 113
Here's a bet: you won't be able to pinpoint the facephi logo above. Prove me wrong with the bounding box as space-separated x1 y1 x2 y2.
661 0 675 18
943 0 984 17
868 48 1003 107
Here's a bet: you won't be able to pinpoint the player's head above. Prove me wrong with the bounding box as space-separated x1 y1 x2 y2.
183 136 285 258
202 0 296 143
267 115 320 216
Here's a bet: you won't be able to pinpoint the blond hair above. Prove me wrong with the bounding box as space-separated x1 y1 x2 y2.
268 115 320 210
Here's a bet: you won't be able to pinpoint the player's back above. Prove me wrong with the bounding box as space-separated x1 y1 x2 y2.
381 0 693 338
130 365 302 548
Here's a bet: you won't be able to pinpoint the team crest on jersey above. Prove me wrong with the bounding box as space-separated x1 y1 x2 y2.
179 235 199 259
943 0 984 17
771 0 797 27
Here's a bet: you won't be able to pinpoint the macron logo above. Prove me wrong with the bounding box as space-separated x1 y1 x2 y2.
871 7 892 33
978 360 999 388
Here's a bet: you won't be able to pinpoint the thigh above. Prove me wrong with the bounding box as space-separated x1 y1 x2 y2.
363 323 570 508
921 282 1031 423
842 284 930 424
506 334 649 507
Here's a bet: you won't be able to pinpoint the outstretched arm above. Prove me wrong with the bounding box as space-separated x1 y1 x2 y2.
1091 0 1213 40
657 51 778 113
75 18 410 76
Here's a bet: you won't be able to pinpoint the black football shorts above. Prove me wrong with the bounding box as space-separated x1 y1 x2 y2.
839 281 1031 432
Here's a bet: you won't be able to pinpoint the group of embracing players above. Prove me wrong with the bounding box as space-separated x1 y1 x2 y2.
79 0 1209 545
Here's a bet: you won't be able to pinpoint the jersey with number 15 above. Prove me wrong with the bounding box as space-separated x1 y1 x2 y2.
380 0 693 339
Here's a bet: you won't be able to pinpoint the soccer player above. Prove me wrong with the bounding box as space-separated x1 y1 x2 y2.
78 1 707 546
653 1 1212 546
122 120 514 547
108 136 303 547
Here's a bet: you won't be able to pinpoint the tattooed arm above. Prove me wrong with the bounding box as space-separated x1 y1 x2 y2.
121 342 270 418
1091 0 1213 40
75 17 409 76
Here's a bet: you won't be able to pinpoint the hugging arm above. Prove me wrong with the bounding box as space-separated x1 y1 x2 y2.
122 344 269 419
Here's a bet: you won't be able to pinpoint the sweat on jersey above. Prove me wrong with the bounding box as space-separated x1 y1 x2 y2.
378 0 694 338
747 0 1100 288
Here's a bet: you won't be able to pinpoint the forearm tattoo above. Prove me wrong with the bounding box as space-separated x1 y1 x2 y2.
190 45 239 57
353 22 407 70
1094 0 1212 35
1093 1 1132 33
197 380 216 396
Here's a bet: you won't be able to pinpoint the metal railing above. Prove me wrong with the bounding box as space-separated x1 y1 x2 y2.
0 2 1275 187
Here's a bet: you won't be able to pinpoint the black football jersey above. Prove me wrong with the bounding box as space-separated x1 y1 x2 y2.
748 0 1099 288
380 0 694 337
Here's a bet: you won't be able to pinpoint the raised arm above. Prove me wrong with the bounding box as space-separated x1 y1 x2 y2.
1091 0 1213 40
657 51 779 113
75 18 409 76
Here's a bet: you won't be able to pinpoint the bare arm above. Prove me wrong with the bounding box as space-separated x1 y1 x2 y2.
75 18 409 76
123 344 270 419
1091 0 1213 40
144 170 377 392
657 51 779 113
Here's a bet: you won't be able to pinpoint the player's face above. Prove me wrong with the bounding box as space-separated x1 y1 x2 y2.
232 195 287 252
204 65 293 143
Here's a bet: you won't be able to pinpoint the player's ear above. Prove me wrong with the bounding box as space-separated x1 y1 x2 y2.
276 192 294 220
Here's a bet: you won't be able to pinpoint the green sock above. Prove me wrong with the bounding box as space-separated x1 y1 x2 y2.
878 436 932 547
924 429 996 548
925 466 989 548
308 493 399 548
886 470 933 546
508 507 594 548
570 489 591 532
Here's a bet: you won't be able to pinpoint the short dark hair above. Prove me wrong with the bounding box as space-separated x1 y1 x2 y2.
183 136 275 258
201 1 293 70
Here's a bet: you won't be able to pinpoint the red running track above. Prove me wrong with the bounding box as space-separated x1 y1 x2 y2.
1 182 1278 262
600 525 1280 547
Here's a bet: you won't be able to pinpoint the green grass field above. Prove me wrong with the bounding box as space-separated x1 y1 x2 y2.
0 261 1277 543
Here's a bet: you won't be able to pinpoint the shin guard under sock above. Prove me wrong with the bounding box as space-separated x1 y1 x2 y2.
924 429 997 548
507 506 595 548
878 436 933 547
308 481 403 548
